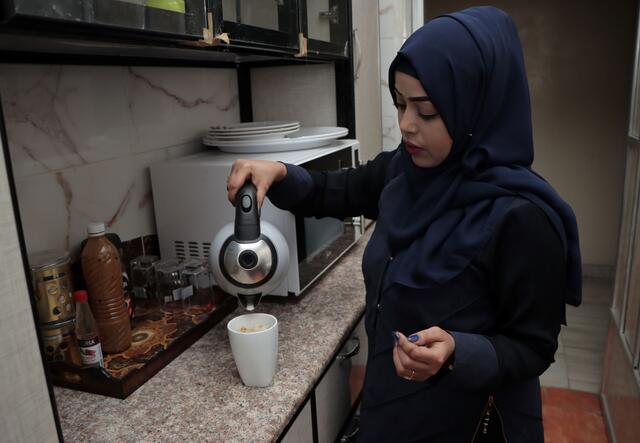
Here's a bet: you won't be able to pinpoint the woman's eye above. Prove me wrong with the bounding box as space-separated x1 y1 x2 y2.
419 112 438 121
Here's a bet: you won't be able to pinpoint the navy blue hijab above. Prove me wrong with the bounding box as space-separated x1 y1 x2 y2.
362 6 581 306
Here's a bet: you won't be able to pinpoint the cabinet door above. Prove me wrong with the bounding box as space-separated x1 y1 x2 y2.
3 0 208 39
215 0 299 52
281 398 313 443
300 0 350 57
315 316 366 443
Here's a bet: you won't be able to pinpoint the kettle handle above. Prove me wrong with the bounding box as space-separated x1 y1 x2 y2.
234 181 260 241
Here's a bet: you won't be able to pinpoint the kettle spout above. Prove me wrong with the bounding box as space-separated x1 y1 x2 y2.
237 293 262 311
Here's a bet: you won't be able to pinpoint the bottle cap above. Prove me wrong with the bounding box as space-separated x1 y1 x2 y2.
74 290 89 302
87 222 106 236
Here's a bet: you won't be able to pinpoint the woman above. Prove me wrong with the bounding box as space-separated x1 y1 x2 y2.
227 6 581 443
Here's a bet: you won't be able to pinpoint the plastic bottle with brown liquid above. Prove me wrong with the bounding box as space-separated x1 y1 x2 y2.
81 222 131 354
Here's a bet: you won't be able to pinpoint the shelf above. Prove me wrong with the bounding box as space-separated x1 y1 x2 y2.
0 26 347 67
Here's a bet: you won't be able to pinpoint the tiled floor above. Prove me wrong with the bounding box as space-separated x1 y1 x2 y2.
540 276 613 394
542 387 609 442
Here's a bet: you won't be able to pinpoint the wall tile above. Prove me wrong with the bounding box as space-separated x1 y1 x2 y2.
379 0 411 40
14 140 203 256
0 64 134 178
127 67 238 153
0 64 239 256
382 115 400 151
378 2 410 152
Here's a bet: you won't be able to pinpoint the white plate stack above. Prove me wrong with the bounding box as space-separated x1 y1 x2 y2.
203 121 349 154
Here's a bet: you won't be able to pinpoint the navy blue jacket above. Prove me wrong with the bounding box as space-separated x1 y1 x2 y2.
268 151 566 442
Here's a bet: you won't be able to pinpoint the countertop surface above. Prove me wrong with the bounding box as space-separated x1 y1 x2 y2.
54 229 370 443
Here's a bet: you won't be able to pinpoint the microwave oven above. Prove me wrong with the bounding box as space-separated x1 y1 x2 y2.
149 139 363 298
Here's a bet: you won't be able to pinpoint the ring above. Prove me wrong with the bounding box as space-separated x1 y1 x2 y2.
403 369 415 381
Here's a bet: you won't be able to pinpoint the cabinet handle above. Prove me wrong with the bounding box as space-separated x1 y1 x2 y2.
319 5 339 24
340 425 360 442
348 216 363 228
337 337 360 360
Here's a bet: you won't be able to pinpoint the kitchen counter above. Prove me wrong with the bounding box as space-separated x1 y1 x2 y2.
53 228 370 442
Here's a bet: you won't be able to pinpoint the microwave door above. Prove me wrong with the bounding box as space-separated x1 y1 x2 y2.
296 214 361 292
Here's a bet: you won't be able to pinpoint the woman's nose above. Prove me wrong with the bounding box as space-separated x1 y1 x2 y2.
399 109 418 135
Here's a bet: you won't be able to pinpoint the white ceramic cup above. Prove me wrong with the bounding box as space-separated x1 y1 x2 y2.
227 313 278 387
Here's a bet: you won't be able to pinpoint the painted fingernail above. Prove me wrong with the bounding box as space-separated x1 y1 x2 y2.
392 331 399 343
408 334 419 343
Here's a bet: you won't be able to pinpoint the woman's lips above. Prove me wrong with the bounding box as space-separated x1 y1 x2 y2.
404 141 423 155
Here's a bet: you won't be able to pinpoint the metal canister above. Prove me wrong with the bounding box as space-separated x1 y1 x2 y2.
40 317 82 365
29 250 75 324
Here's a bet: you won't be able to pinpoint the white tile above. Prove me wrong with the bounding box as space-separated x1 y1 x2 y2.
567 360 602 384
0 65 239 180
379 37 402 83
379 36 406 152
378 0 410 40
540 376 570 389
2 63 236 254
251 64 337 127
564 346 605 366
540 364 570 389
13 171 68 255
382 115 400 151
557 335 564 353
0 64 134 178
561 324 608 350
565 314 610 333
128 67 239 153
16 156 140 255
568 380 601 394
540 354 569 388
567 303 611 319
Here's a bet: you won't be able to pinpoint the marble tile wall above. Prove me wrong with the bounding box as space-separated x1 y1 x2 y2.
352 0 382 162
0 64 240 256
378 0 422 152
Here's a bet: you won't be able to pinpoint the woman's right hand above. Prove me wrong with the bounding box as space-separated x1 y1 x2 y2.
227 159 288 209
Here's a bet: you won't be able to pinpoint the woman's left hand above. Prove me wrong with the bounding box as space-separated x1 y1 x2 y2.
393 327 455 382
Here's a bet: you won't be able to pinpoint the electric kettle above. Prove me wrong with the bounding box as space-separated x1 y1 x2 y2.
209 182 290 311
